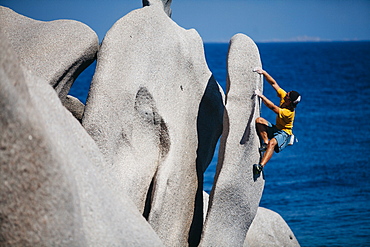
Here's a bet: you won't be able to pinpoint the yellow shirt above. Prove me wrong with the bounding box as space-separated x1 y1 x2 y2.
276 88 295 135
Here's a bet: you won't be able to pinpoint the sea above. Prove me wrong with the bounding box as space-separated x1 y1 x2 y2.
70 41 370 247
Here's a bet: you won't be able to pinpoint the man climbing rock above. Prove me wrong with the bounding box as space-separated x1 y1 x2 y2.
253 68 301 173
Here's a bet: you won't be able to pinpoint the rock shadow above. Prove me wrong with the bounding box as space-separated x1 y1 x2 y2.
240 94 257 145
134 86 170 159
188 75 224 247
134 87 170 218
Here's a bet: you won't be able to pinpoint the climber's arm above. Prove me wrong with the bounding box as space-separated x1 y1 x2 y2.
254 69 281 93
254 89 280 114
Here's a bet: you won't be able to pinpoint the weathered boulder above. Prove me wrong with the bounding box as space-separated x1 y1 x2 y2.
200 33 265 246
203 191 210 223
0 31 163 247
82 4 223 246
245 207 301 247
0 6 98 103
64 95 85 121
143 0 173 17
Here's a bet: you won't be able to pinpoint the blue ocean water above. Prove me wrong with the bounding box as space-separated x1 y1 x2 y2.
70 41 370 247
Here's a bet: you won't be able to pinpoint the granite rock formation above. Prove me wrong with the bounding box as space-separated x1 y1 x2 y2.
82 3 223 246
200 33 265 246
0 29 163 247
0 6 98 104
0 2 301 246
245 207 300 247
64 95 85 121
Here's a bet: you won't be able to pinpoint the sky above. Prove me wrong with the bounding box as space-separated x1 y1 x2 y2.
1 0 369 43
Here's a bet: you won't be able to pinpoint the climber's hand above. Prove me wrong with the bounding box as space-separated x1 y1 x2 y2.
254 89 262 97
253 68 265 74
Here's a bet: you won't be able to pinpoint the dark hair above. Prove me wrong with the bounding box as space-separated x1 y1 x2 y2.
289 91 301 107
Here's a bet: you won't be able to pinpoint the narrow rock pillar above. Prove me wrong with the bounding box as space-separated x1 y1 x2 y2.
200 33 265 246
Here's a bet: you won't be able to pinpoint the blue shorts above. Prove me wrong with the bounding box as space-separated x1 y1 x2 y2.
266 121 290 153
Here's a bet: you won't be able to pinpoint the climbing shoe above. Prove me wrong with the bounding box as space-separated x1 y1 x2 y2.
253 164 264 173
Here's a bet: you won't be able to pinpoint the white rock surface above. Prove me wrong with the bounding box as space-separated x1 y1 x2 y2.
0 6 98 103
82 4 223 246
200 33 265 247
0 31 163 247
64 95 85 121
203 191 210 223
245 207 301 247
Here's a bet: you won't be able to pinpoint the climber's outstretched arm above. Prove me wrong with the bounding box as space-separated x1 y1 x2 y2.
254 68 281 93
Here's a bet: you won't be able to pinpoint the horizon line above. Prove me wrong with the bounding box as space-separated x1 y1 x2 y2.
203 39 370 44
202 35 370 43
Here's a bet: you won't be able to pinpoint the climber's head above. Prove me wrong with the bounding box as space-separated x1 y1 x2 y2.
285 91 301 108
